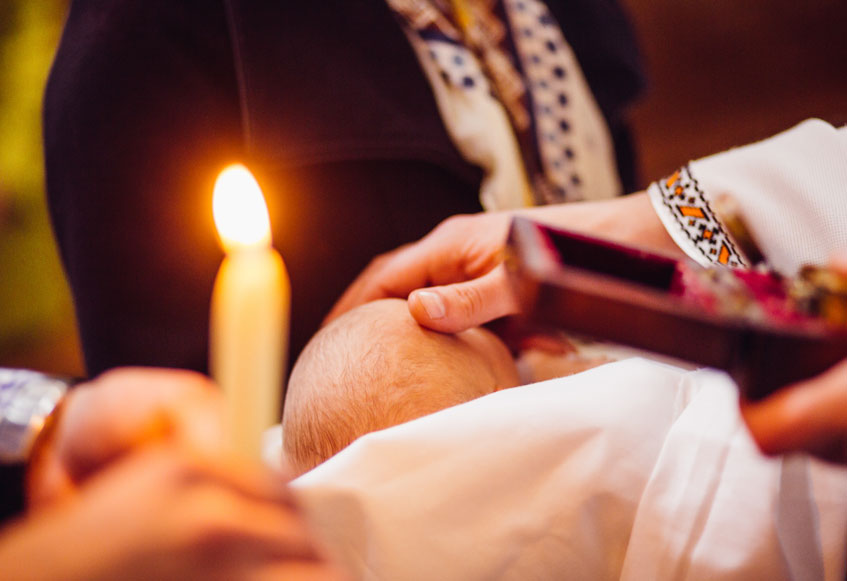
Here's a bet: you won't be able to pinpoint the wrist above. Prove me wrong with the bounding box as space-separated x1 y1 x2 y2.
0 369 74 464
521 192 684 258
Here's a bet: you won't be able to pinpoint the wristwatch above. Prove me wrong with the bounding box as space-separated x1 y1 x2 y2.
0 369 72 463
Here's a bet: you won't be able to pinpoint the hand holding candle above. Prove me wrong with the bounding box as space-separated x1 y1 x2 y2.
210 164 290 459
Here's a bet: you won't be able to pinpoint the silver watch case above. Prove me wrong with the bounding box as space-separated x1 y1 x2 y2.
0 369 70 463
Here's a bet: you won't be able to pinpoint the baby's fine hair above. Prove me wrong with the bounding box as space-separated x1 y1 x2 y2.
282 301 469 475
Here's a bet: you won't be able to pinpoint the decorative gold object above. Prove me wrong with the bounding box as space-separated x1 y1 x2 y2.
791 265 847 328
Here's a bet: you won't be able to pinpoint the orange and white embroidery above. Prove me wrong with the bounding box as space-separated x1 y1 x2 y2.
654 165 746 268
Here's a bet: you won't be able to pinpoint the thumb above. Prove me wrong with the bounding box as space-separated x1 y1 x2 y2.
740 359 847 462
408 264 520 333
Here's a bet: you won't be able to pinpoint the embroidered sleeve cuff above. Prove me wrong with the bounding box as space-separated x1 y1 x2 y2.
647 165 747 269
648 119 847 275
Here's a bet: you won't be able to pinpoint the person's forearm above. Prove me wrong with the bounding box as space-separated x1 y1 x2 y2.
526 120 847 277
518 192 686 259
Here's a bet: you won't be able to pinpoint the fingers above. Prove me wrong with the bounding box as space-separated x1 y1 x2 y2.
153 451 326 567
25 370 343 579
325 212 511 325
30 368 225 506
742 250 847 462
740 359 847 463
327 229 465 322
323 245 415 325
41 445 334 580
170 479 318 563
408 264 520 333
89 446 316 552
56 368 223 483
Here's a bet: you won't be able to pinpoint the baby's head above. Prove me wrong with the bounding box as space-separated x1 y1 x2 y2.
282 298 520 474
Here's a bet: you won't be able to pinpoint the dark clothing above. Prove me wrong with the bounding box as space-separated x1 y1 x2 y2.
0 464 25 522
44 0 644 378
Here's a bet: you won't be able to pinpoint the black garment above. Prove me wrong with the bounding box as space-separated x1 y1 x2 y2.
0 464 25 522
44 0 644 378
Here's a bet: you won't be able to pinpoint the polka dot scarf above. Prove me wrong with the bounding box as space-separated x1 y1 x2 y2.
388 0 622 209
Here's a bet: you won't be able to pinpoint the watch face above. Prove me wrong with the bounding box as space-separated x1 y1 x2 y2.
0 370 68 463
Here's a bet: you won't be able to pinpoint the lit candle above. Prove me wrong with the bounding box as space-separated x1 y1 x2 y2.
210 164 290 459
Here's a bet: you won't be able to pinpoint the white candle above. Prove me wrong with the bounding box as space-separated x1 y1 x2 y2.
210 164 290 459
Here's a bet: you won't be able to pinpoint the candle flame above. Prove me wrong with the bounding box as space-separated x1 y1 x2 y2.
213 164 272 252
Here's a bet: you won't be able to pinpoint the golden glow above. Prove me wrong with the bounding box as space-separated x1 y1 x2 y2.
213 164 272 252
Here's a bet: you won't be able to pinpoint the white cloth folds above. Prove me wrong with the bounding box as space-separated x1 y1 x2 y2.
287 359 847 580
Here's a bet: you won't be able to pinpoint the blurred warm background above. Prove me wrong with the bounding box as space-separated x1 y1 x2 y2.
0 0 81 377
620 0 846 181
0 1 844 378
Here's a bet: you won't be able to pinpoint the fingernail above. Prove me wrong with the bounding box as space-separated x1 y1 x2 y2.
415 290 446 320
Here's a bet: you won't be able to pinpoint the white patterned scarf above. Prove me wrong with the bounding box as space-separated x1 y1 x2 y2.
387 0 621 210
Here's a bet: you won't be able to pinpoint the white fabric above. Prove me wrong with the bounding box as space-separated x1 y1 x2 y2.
281 358 847 580
649 119 847 275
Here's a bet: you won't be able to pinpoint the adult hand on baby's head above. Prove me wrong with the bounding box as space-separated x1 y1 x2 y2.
325 211 520 333
326 193 681 335
27 367 225 506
